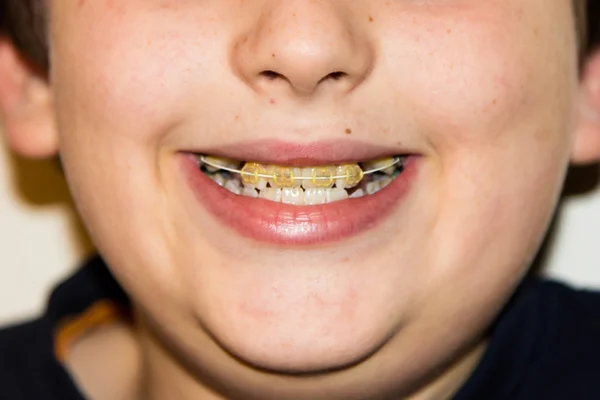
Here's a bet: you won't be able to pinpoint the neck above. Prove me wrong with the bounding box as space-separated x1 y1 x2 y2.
133 317 487 400
133 312 224 400
407 341 487 400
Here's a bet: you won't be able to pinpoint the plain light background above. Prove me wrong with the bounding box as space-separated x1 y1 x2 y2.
0 132 599 326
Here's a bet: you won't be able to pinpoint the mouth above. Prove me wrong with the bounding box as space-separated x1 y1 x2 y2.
179 141 420 245
197 154 406 204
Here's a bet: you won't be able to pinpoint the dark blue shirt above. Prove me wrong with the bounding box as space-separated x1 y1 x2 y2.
1 257 600 399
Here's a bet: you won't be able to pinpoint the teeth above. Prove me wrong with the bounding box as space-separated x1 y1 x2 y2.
349 188 365 198
270 167 303 189
241 163 269 190
281 188 304 205
210 174 226 187
300 168 316 189
242 187 259 198
361 157 398 176
304 188 327 205
202 155 404 205
224 179 242 195
241 186 353 204
326 188 349 203
301 166 336 189
379 176 393 188
259 187 282 202
203 156 241 173
366 181 381 195
335 164 363 189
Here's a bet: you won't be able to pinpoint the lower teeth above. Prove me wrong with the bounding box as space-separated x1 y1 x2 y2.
200 157 405 205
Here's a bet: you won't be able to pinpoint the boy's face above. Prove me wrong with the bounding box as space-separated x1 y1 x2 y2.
4 0 597 397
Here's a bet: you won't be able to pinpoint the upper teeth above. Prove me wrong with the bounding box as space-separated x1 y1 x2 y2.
198 155 405 205
199 156 399 185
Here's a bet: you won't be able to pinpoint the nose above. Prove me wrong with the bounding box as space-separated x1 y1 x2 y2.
231 1 374 98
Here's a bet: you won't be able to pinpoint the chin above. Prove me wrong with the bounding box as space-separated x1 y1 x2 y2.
194 287 398 374
213 323 392 374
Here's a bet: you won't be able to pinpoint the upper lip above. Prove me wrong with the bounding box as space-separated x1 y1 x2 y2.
187 139 416 166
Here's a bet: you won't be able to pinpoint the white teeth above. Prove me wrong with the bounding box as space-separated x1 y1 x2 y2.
334 178 347 189
225 179 242 195
349 188 365 199
259 188 282 202
326 188 349 203
366 181 381 195
281 188 304 205
210 174 226 187
242 187 259 198
304 188 327 205
254 177 269 190
241 186 356 204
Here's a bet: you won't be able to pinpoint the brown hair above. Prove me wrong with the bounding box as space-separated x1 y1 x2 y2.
0 0 47 71
0 0 598 73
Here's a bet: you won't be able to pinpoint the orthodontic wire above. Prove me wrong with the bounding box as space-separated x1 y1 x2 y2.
198 156 403 180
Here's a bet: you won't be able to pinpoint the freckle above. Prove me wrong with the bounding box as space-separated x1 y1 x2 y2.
369 16 374 22
270 98 277 105
447 28 452 34
396 141 402 146
345 128 352 135
492 99 497 105
235 115 240 120
272 53 276 58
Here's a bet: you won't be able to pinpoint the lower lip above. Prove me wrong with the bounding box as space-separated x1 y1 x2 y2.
180 154 419 245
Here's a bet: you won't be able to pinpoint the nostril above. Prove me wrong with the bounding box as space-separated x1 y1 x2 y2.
261 70 346 83
257 69 351 94
261 70 282 80
318 71 347 85
327 71 346 80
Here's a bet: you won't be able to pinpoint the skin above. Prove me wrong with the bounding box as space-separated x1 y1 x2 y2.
1 0 600 399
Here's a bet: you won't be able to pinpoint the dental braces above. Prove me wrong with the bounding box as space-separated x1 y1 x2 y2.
199 155 403 187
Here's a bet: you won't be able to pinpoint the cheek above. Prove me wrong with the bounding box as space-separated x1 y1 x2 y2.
375 3 578 283
48 2 221 241
378 1 577 154
49 1 227 152
385 2 576 195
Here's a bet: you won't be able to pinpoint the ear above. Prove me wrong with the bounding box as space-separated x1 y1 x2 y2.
572 47 600 165
0 36 58 158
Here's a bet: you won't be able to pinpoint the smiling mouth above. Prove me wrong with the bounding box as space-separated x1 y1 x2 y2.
180 141 419 245
196 154 407 205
